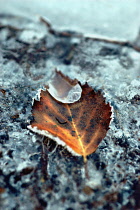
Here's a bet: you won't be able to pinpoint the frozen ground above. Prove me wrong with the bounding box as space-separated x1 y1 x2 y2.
0 1 140 210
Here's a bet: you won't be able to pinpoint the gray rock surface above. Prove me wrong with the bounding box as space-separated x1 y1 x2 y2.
0 1 140 210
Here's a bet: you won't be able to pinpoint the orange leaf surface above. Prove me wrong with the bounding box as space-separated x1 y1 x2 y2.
28 73 112 161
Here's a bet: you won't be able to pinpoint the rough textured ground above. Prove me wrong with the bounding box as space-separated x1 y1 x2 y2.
0 1 140 210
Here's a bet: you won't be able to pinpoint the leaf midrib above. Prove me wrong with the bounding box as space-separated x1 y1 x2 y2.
66 104 86 159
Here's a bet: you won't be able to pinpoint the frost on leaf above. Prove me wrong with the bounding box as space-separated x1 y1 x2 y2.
28 72 112 161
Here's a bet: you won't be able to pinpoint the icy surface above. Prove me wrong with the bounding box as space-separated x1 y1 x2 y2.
0 2 140 210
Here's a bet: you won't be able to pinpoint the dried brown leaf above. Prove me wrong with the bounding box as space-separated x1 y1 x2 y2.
28 73 112 161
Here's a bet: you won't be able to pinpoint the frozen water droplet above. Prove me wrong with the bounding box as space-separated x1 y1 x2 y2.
47 71 82 103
